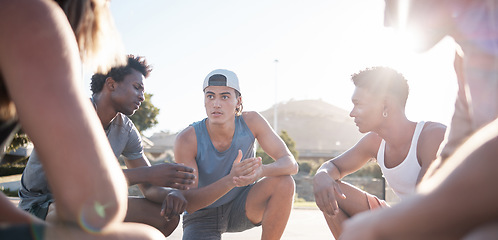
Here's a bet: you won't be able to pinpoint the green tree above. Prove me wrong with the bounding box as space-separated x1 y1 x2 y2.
6 130 29 153
256 130 299 165
2 130 30 167
129 92 160 133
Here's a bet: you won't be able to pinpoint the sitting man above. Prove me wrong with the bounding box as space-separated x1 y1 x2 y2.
19 55 195 237
340 1 498 239
174 69 299 240
313 66 446 239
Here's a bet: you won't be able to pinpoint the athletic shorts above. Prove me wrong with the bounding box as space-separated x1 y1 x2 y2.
26 199 54 220
0 224 45 240
182 184 261 240
365 192 389 210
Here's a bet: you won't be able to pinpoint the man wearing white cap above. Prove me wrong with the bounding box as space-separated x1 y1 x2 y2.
174 69 299 240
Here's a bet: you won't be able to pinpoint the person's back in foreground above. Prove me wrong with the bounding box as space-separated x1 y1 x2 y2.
18 54 195 237
0 0 164 239
340 1 498 239
174 69 299 240
313 66 446 239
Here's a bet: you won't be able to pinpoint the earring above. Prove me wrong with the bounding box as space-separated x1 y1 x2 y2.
383 111 388 118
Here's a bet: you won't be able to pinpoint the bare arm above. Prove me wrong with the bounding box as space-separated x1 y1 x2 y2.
174 126 261 213
313 132 381 215
0 194 44 225
0 0 127 230
123 157 195 189
415 121 446 184
244 111 299 177
123 157 181 197
317 132 381 180
124 157 189 218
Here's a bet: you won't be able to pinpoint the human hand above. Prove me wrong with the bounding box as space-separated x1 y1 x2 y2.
228 150 262 187
147 163 195 190
313 171 346 216
160 189 188 221
233 157 263 187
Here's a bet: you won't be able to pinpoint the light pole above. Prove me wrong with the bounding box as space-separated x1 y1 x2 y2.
274 59 279 133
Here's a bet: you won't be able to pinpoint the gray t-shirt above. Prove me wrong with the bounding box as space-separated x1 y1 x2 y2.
18 112 144 210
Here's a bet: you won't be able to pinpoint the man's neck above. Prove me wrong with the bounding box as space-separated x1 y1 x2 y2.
206 118 236 140
205 118 236 152
380 117 416 149
92 95 118 129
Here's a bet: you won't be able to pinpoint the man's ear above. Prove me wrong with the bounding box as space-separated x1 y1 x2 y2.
105 77 116 91
237 96 243 106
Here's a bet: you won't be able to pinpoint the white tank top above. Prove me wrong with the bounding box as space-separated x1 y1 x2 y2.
377 121 425 200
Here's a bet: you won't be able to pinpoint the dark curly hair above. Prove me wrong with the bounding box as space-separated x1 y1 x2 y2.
351 66 409 107
90 54 152 94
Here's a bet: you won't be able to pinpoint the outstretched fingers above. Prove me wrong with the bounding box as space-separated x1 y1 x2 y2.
169 172 196 190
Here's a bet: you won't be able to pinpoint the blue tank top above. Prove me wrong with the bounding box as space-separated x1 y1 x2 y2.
192 115 255 209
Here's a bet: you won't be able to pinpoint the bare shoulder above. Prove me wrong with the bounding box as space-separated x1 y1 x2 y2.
362 131 383 142
241 111 272 137
174 126 198 164
341 132 382 158
423 121 447 132
332 132 381 169
420 121 447 140
241 111 265 123
416 121 446 168
241 111 268 129
418 121 446 154
175 126 197 146
356 132 383 156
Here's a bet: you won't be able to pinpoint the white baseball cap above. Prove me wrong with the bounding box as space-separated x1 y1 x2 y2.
203 69 241 94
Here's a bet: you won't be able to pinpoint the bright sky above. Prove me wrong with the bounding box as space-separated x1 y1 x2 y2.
84 0 459 137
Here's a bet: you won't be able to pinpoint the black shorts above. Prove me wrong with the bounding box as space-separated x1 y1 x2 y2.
0 223 45 240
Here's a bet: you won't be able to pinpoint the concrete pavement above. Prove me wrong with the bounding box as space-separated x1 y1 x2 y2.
167 207 334 240
0 174 22 192
2 174 335 239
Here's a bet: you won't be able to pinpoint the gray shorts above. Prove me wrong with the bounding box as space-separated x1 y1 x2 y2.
26 198 54 220
182 185 261 240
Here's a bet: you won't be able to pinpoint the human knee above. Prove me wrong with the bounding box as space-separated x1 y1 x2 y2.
145 207 180 237
271 175 296 195
126 198 180 237
160 215 180 237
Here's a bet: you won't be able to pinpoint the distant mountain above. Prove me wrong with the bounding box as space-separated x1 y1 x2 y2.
260 99 364 156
